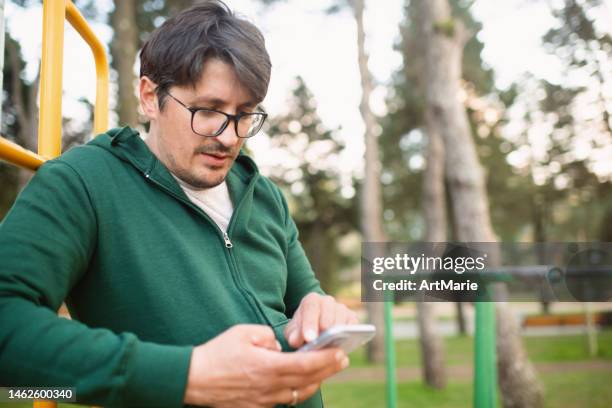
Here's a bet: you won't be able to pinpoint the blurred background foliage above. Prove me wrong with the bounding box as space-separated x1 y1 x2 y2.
0 1 611 406
1 0 611 290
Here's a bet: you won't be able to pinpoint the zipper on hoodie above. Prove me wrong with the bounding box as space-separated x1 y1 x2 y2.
223 232 233 248
142 169 272 327
222 179 274 329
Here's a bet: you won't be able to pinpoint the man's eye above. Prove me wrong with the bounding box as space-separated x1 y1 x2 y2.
195 110 226 121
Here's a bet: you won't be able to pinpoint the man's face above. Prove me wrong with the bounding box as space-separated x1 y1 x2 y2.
142 59 257 189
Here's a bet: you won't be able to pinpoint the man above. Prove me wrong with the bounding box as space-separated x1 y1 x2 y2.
0 2 358 407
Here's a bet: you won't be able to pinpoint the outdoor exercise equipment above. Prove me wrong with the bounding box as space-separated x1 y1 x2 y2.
0 0 108 169
382 285 498 408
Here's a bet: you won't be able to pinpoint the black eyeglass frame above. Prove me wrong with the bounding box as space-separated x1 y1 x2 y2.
163 91 268 139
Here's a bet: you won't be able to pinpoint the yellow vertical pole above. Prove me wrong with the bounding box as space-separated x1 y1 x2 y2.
33 3 65 407
38 0 66 159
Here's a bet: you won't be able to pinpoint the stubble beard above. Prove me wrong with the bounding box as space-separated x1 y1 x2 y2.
168 152 232 189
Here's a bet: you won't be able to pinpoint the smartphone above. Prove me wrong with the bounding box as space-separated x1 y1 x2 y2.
297 324 376 354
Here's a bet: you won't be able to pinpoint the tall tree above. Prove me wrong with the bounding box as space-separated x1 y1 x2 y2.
543 0 611 137
110 0 197 128
317 0 388 362
380 0 503 386
349 0 387 364
0 31 25 218
416 0 544 407
380 0 534 242
415 134 447 388
531 0 612 241
256 0 386 361
265 77 357 293
3 32 39 189
496 0 612 244
411 0 447 388
110 0 139 127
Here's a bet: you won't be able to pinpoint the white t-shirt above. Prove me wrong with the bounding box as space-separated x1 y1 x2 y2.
172 175 234 233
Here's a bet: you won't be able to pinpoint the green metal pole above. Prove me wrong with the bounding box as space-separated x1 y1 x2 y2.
384 291 397 408
474 301 498 408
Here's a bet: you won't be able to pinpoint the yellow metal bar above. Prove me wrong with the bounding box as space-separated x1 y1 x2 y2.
0 0 109 173
0 136 44 170
65 0 109 134
38 0 66 159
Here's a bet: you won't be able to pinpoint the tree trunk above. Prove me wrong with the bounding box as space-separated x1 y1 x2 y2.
6 36 38 190
305 222 335 293
446 174 467 335
111 0 139 128
417 0 544 407
411 0 448 387
352 0 385 364
455 301 467 335
532 193 552 313
416 126 447 388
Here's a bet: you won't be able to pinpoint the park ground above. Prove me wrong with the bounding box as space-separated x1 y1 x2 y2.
1 330 610 408
321 329 612 408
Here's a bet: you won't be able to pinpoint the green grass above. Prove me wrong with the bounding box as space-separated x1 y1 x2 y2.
346 329 612 368
322 381 472 408
542 370 612 408
321 370 612 408
3 371 610 408
2 331 610 407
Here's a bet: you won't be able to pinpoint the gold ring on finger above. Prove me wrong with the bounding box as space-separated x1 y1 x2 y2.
290 388 299 406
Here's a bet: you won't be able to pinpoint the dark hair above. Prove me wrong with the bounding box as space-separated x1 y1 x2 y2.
139 0 271 109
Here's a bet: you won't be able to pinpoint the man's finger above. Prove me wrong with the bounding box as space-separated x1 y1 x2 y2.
335 304 357 327
292 382 323 405
285 315 303 347
284 318 296 339
230 324 281 351
318 295 337 331
284 314 301 342
265 347 346 376
251 335 282 351
272 355 350 389
235 324 277 344
264 381 322 407
300 298 321 342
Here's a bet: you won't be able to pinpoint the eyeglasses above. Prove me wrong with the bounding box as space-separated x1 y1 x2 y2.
164 91 267 138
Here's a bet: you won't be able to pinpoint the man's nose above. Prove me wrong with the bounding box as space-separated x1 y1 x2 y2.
215 120 240 147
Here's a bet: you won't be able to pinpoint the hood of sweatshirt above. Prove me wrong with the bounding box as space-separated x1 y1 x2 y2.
88 126 259 200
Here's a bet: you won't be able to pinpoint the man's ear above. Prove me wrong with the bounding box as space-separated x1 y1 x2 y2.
139 76 159 121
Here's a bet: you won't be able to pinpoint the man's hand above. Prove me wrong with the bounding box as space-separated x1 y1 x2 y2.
284 293 359 349
184 324 348 407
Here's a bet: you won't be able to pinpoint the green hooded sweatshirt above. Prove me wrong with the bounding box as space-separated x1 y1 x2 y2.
0 127 326 407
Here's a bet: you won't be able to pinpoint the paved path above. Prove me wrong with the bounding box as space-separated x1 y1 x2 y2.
391 320 608 339
327 360 612 383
